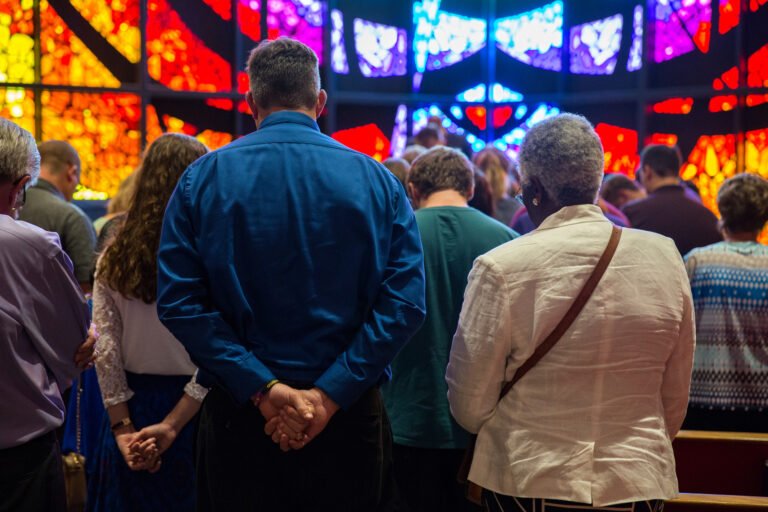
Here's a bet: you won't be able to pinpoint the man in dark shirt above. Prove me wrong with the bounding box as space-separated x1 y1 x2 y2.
622 145 721 256
156 38 426 510
19 141 96 290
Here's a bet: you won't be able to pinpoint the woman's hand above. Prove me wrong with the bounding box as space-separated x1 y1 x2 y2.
113 427 146 470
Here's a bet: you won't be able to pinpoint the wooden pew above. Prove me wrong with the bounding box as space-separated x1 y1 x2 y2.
673 430 768 496
664 431 768 511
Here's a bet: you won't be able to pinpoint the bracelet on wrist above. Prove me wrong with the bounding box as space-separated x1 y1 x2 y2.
253 379 280 406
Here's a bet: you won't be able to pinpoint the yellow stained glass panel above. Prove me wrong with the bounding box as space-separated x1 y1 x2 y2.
0 0 35 84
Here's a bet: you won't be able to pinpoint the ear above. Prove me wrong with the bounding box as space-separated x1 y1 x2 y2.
528 175 547 204
245 91 259 123
466 181 475 202
67 164 79 183
315 90 328 118
407 183 421 206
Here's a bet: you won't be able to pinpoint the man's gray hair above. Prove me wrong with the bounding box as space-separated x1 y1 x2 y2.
0 118 40 184
246 37 320 111
518 113 604 206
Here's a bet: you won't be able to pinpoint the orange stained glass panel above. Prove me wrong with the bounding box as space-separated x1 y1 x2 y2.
682 134 737 213
41 91 141 196
40 0 121 87
146 0 232 91
146 105 233 150
0 0 35 84
69 0 141 63
0 88 34 135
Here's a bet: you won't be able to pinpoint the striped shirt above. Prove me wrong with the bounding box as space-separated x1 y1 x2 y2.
685 242 768 411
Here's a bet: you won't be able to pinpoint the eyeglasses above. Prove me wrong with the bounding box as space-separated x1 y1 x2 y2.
12 174 30 211
514 194 525 205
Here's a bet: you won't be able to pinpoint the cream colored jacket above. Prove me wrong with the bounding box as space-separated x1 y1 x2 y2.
446 205 695 506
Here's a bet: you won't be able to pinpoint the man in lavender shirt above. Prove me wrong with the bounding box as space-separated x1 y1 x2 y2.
0 118 92 512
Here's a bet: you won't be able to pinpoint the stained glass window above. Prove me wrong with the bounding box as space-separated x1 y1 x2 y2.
41 91 141 196
494 1 563 71
353 19 407 77
267 0 324 62
595 123 640 176
147 0 232 91
0 0 34 84
146 105 234 151
627 5 644 72
0 87 34 135
331 9 349 74
41 0 121 87
680 134 737 212
455 83 523 103
570 14 623 75
413 0 487 89
69 0 141 63
648 0 712 63
331 124 390 162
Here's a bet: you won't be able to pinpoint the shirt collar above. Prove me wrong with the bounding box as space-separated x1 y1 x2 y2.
259 111 320 132
651 184 685 195
536 204 608 232
33 178 65 200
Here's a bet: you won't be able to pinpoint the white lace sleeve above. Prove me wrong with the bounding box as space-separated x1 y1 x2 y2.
184 370 209 402
93 279 134 407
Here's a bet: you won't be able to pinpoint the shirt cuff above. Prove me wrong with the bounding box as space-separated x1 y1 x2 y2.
219 352 276 405
314 361 379 410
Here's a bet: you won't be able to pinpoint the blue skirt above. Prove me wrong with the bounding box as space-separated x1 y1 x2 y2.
86 372 197 512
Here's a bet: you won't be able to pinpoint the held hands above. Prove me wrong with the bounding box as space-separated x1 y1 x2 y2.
255 383 340 453
113 422 175 473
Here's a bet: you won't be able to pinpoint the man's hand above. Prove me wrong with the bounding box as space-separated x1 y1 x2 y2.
265 387 340 452
74 326 97 370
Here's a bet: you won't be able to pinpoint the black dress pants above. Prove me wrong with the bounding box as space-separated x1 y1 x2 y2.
0 431 66 512
196 386 399 512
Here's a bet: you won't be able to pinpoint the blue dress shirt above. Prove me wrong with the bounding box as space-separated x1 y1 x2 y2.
157 111 426 409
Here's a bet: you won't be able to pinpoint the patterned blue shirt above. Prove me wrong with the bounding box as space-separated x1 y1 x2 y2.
685 241 768 411
157 111 426 409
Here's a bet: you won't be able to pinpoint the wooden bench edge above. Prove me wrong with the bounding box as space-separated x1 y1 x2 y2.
676 430 768 444
667 493 768 508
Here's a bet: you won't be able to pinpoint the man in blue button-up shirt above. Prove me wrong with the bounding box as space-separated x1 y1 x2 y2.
157 38 425 510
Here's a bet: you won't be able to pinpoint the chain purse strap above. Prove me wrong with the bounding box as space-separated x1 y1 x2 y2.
75 376 82 455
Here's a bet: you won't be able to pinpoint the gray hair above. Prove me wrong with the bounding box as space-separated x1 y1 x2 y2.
246 37 320 110
518 113 604 206
408 146 474 199
0 118 40 184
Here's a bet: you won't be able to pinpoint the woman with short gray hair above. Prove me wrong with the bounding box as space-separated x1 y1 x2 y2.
683 173 768 432
447 113 695 512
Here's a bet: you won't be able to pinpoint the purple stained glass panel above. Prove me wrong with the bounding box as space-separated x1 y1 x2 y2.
331 9 349 74
267 0 324 63
648 0 711 63
494 1 563 71
353 18 407 77
627 5 644 71
570 13 623 75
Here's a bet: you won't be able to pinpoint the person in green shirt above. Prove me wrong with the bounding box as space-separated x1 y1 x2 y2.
383 147 518 512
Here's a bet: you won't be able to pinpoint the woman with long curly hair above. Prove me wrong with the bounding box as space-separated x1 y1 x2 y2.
88 133 208 511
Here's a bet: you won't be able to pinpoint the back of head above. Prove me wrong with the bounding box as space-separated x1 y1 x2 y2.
402 145 427 164
474 148 511 201
99 133 208 303
0 118 40 185
468 168 494 217
717 173 768 234
640 145 681 179
408 146 474 199
38 140 80 177
518 113 604 206
415 126 441 149
600 174 640 207
382 157 410 189
247 37 320 111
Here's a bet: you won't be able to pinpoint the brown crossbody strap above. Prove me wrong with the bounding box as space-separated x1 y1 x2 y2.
499 225 622 399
